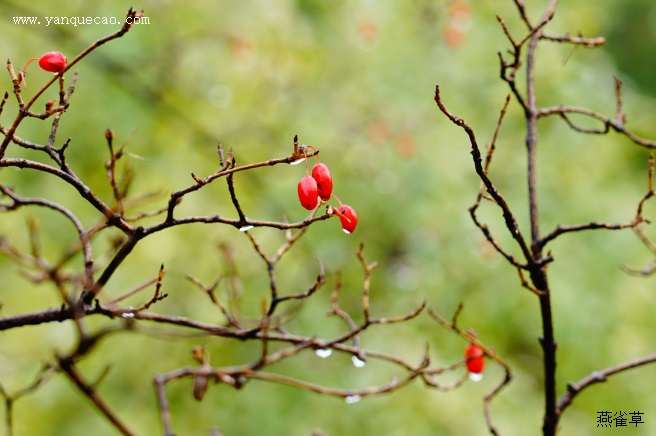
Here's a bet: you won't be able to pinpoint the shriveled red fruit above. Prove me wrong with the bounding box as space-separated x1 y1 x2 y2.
297 175 319 210
465 343 485 377
337 205 357 234
38 52 67 73
311 163 333 201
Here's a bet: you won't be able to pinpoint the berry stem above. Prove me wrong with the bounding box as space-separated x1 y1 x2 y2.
21 57 39 73
19 58 39 89
305 144 320 163
330 195 351 223
304 149 309 175
332 205 352 224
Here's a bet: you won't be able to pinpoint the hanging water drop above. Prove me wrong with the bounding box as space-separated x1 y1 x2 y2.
469 372 483 382
345 395 361 404
239 225 254 232
315 349 332 359
352 355 366 368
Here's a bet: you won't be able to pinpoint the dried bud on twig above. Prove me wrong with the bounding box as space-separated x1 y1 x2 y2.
192 375 209 401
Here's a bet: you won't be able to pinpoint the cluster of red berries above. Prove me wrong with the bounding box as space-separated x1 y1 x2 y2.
19 51 68 88
465 342 485 381
296 146 357 234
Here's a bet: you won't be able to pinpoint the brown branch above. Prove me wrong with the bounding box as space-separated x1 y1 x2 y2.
435 86 534 266
164 139 316 223
468 94 528 269
539 219 644 249
186 273 241 327
428 305 512 436
153 347 431 434
541 33 605 47
274 272 325 304
516 267 544 296
0 158 130 231
0 363 55 436
556 353 656 416
0 185 95 291
0 8 140 159
59 356 135 436
104 129 126 215
512 0 532 29
226 161 247 225
537 80 656 148
328 274 362 351
355 244 377 324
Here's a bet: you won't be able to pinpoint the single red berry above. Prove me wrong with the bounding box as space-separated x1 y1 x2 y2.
298 175 319 210
465 343 485 377
337 205 357 234
311 163 333 201
38 52 67 73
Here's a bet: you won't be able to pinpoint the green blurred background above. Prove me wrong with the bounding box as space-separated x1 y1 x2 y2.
1 0 655 434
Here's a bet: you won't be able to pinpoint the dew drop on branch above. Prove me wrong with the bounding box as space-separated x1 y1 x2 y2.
352 356 366 368
315 349 332 359
239 225 254 232
345 395 361 404
290 158 306 165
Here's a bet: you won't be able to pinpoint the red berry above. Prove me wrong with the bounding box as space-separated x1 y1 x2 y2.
337 205 357 234
311 163 333 201
465 343 485 375
298 175 319 210
38 52 67 73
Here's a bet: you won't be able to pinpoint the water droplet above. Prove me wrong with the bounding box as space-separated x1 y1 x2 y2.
345 395 361 404
239 225 254 232
121 312 134 318
469 372 483 382
315 349 332 359
290 158 305 166
352 356 366 368
342 229 352 235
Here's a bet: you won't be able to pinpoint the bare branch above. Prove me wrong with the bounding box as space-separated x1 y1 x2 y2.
428 306 512 436
59 356 135 436
435 86 534 266
556 353 656 416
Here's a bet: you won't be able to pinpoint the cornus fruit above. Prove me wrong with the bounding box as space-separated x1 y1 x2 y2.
465 343 485 382
294 143 356 235
20 52 68 89
23 52 67 74
298 175 319 210
311 163 333 201
38 52 67 73
336 205 357 234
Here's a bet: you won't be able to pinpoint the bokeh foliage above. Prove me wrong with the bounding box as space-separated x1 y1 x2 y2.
0 0 655 435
